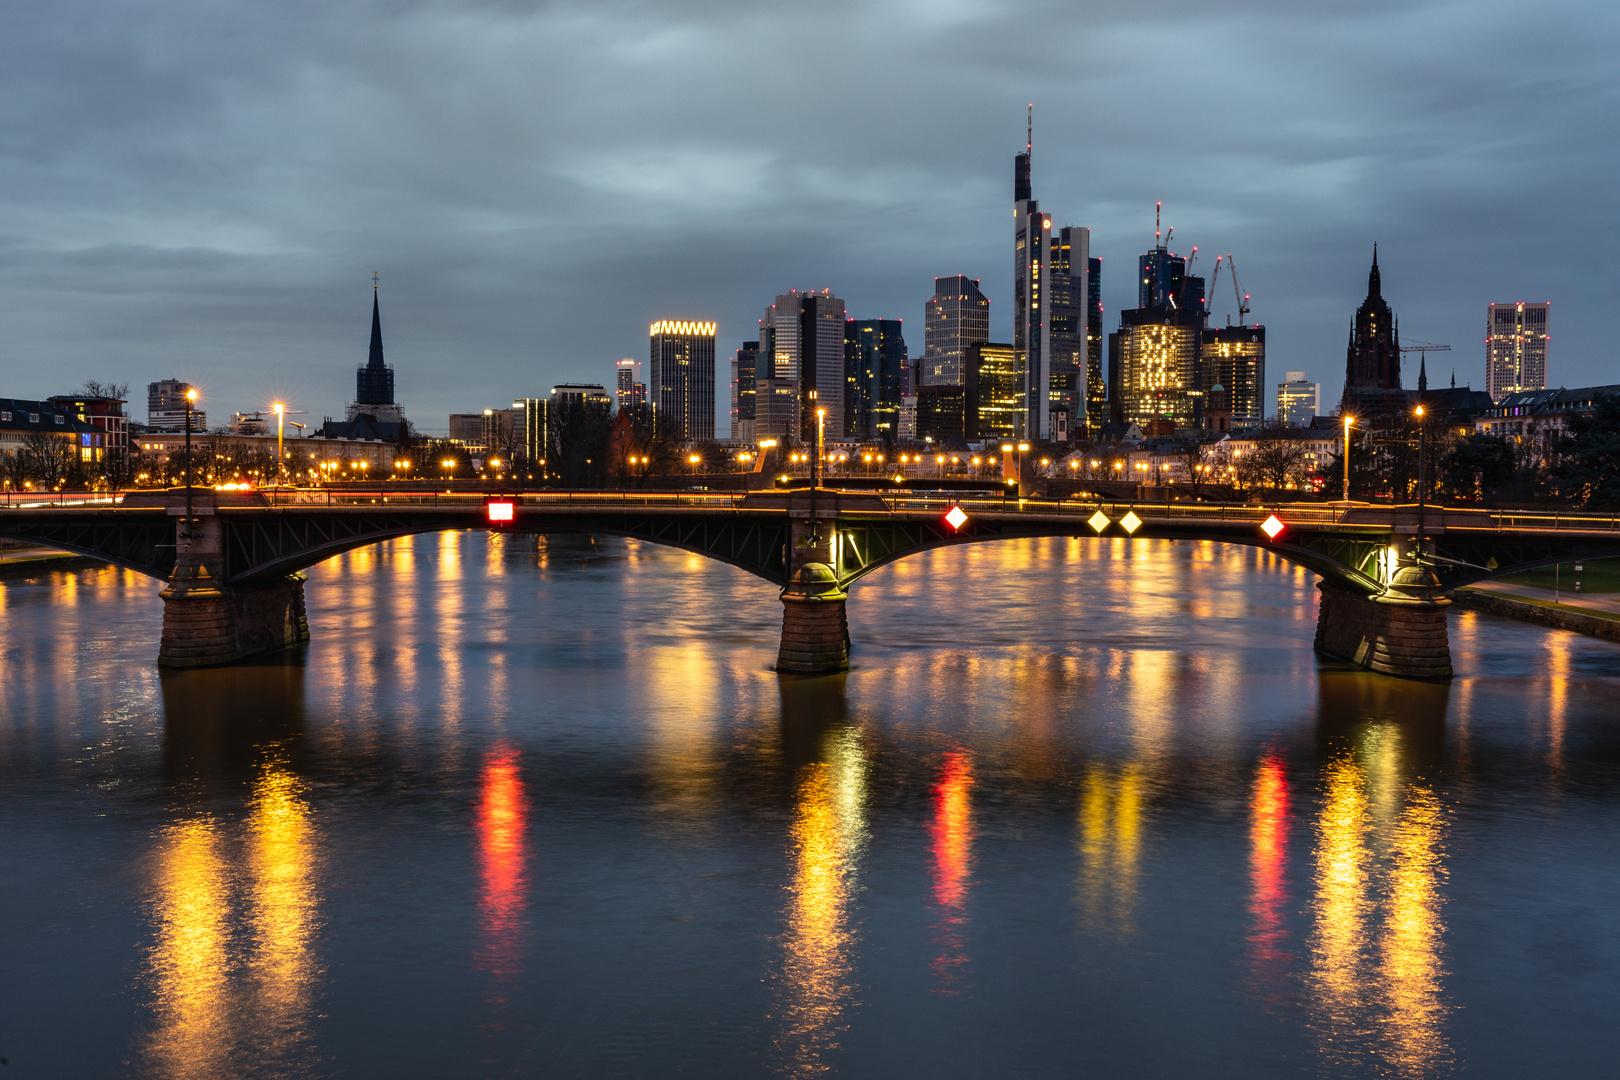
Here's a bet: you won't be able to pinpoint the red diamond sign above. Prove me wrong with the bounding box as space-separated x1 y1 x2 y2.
944 505 968 530
1261 514 1284 539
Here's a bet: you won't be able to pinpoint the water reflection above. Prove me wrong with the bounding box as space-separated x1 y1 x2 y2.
928 750 974 993
474 742 531 1020
142 817 234 1080
1077 762 1144 936
1308 705 1451 1078
246 750 322 1072
774 716 867 1078
1245 751 1292 1008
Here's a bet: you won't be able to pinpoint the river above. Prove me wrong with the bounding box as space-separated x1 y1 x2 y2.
2 532 1618 1078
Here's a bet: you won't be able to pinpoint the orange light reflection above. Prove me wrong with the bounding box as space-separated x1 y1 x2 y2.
928 751 974 992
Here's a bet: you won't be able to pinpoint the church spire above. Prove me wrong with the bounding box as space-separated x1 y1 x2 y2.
1368 244 1382 300
368 275 385 370
1418 351 1428 393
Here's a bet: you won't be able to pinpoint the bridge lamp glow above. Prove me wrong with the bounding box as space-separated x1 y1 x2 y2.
1119 511 1142 535
1261 515 1285 539
944 505 968 531
485 500 516 524
1088 510 1110 533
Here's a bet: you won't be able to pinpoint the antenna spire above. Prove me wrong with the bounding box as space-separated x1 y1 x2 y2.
1026 103 1032 158
373 270 379 292
1155 202 1161 247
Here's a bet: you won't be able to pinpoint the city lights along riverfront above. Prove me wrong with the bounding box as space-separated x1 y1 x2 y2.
2 534 1618 1077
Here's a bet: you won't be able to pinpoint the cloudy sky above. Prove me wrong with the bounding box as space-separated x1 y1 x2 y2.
3 0 1615 432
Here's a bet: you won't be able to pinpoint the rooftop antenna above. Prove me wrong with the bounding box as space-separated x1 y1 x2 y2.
373 270 379 291
1155 202 1161 247
1027 104 1032 158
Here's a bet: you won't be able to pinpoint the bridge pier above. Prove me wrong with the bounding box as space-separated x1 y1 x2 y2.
1314 541 1453 679
158 509 310 668
776 496 848 675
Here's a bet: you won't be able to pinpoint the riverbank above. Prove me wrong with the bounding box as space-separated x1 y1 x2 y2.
1451 580 1620 642
0 545 106 578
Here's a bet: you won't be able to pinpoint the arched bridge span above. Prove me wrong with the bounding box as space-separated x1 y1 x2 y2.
4 489 1620 676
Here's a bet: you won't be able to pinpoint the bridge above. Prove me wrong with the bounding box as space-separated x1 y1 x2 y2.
3 487 1619 677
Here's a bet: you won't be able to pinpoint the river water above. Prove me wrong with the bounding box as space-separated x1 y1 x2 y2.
2 532 1618 1078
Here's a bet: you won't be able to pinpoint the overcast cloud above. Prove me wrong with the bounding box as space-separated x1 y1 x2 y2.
2 0 1616 429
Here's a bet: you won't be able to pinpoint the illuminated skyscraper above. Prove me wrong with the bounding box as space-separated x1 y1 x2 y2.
1276 372 1319 427
1012 113 1091 441
967 341 1022 442
615 359 646 413
1113 221 1206 433
922 276 988 387
648 320 716 441
1201 326 1266 428
1085 256 1105 432
844 319 907 440
1486 302 1549 402
757 290 846 442
730 341 759 442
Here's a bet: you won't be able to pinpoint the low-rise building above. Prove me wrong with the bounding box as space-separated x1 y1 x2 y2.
1474 384 1620 467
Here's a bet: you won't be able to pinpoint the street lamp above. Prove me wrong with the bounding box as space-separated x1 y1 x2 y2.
1341 414 1355 502
183 387 198 525
273 402 285 485
1415 404 1428 541
689 452 701 478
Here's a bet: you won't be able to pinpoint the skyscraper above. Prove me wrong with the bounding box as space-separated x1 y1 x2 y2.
756 290 846 443
966 342 1022 442
1277 372 1319 427
1486 302 1550 402
147 379 203 432
512 398 548 465
922 276 988 387
1047 225 1091 439
648 320 716 441
615 359 646 413
348 279 402 423
1201 326 1266 428
1013 124 1049 439
730 341 759 442
1085 256 1105 432
844 319 907 440
1341 247 1401 413
1012 113 1093 441
1113 220 1206 433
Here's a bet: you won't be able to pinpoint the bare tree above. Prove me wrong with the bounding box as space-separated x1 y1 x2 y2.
1234 423 1311 498
0 450 28 490
81 380 130 401
22 430 76 488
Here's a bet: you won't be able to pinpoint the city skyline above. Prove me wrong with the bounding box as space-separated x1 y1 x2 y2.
1 1 1612 429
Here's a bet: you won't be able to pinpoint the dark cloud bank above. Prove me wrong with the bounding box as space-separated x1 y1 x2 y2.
2 0 1615 428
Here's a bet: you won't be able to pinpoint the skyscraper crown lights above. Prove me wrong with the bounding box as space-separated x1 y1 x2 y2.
650 321 716 337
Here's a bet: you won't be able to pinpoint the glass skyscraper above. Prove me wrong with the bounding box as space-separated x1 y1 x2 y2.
844 319 907 440
1486 302 1549 403
922 276 988 388
648 320 716 441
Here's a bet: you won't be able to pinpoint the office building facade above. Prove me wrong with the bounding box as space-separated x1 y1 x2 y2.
1201 325 1266 429
512 398 547 464
1085 256 1105 433
1485 302 1549 402
1277 372 1319 427
845 319 907 440
922 276 989 387
146 379 204 432
730 341 759 442
967 341 1022 442
757 291 845 443
648 320 716 441
615 359 646 413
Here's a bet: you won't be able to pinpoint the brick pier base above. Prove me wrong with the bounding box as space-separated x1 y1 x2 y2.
159 566 310 668
777 562 849 675
1314 582 1452 679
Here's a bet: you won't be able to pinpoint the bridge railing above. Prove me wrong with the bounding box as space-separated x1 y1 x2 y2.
0 491 123 509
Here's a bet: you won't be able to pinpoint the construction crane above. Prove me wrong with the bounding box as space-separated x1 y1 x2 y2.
1209 254 1251 326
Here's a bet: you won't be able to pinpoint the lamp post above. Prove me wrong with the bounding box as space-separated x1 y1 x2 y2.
1415 404 1427 542
183 388 197 527
273 402 285 485
1341 414 1355 502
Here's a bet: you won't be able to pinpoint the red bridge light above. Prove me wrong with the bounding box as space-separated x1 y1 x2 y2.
486 499 516 524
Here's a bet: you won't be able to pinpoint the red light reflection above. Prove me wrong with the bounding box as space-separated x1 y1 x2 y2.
928 750 974 992
1247 751 1293 1006
475 743 530 1011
